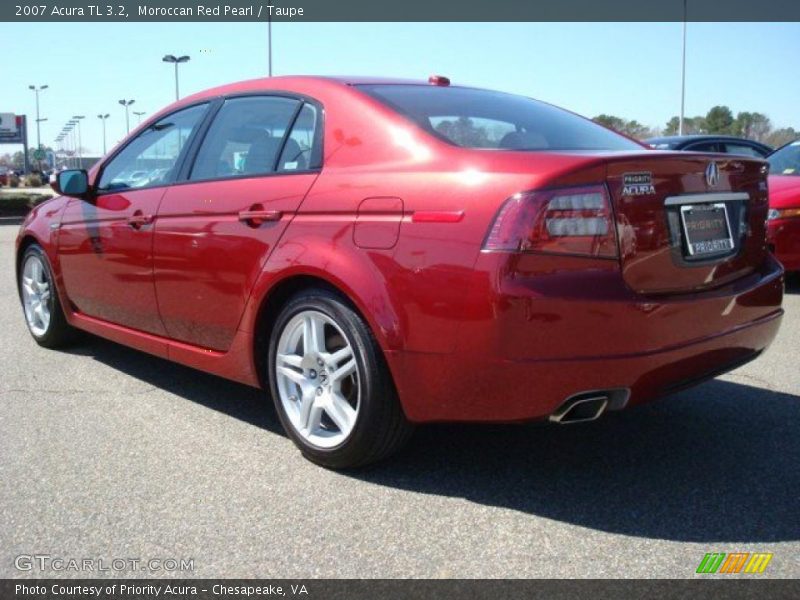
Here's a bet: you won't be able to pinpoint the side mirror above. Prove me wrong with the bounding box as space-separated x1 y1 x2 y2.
51 169 90 198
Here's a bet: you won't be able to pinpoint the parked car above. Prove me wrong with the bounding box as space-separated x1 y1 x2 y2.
645 135 772 157
766 140 800 272
15 76 784 468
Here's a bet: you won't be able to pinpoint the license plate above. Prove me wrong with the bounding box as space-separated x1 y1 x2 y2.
680 203 734 258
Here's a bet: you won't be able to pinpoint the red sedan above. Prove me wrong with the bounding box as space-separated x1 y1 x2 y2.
767 141 800 272
15 76 784 468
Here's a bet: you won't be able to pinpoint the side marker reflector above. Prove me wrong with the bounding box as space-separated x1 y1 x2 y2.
411 211 464 223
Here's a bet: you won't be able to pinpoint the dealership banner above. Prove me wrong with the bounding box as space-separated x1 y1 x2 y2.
3 0 800 21
3 579 800 599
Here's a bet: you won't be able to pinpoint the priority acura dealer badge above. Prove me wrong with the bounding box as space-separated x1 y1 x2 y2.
622 172 656 196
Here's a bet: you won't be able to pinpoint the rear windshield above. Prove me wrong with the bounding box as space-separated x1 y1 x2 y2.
768 141 800 176
357 84 641 152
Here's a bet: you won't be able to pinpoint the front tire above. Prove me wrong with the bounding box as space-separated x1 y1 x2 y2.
267 289 413 468
19 244 74 348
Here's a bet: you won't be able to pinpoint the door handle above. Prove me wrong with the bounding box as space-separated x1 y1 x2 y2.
127 210 154 230
238 205 282 227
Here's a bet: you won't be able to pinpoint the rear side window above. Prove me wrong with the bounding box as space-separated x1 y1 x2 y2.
685 142 722 153
190 96 300 181
357 84 640 151
724 143 765 158
278 103 321 172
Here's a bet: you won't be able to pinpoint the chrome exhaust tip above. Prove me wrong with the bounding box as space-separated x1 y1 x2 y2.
549 395 609 424
550 388 630 424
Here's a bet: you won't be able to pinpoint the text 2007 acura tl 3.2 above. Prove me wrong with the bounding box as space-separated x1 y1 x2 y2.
17 76 784 468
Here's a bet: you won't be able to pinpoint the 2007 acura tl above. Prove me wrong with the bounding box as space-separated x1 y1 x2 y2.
16 76 784 467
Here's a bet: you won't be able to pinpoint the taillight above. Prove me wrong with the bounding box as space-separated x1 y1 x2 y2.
483 184 618 258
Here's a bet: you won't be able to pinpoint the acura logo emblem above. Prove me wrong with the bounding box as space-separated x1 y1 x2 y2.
705 162 720 187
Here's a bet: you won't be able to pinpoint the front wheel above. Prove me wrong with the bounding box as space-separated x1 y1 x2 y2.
267 289 413 468
18 244 75 348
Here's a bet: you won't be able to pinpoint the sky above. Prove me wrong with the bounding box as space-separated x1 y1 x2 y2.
1 21 799 156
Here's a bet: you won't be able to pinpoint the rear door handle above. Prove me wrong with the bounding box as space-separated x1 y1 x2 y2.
127 210 154 230
238 205 282 227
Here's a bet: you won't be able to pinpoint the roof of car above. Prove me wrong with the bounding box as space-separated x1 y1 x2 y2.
195 75 440 95
118 75 492 142
173 76 448 109
318 76 433 85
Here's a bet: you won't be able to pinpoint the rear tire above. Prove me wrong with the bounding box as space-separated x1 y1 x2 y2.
18 244 75 348
267 288 413 469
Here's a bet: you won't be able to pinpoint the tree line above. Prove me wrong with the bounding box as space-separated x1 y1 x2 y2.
0 146 55 171
2 107 798 172
593 106 798 148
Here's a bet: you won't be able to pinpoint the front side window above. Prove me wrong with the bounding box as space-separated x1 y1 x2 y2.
189 96 301 181
357 84 641 152
97 103 208 192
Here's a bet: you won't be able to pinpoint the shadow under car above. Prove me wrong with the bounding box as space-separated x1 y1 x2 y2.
69 334 799 544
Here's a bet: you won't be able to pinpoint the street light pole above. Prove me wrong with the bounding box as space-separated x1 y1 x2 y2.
162 55 190 101
268 11 272 76
69 127 76 168
119 99 135 134
63 128 69 167
28 84 48 171
679 0 687 135
36 117 48 153
133 111 146 125
63 124 74 168
28 84 48 150
72 115 85 168
97 113 110 155
67 121 77 168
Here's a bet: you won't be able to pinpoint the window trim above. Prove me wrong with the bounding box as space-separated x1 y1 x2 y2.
175 91 325 187
173 97 225 182
94 99 214 197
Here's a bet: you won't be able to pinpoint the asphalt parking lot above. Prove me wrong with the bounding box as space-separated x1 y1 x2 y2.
0 222 798 579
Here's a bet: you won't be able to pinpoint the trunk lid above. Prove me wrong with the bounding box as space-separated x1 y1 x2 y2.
605 152 769 294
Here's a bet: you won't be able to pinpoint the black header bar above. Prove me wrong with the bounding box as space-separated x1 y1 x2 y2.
3 0 800 22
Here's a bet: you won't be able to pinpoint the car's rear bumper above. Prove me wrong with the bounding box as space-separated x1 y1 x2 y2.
392 253 784 423
768 217 800 271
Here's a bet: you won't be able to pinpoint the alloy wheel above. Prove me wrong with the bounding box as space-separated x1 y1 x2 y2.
274 310 360 448
21 254 52 337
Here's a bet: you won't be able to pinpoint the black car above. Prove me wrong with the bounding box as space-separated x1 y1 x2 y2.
644 135 772 157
